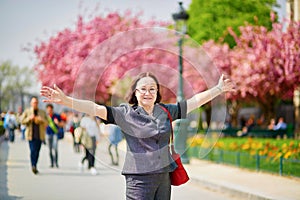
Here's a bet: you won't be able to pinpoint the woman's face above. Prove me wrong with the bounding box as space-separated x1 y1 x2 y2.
135 77 158 107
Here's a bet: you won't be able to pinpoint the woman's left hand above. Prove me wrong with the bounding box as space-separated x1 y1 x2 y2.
40 84 67 104
217 74 235 93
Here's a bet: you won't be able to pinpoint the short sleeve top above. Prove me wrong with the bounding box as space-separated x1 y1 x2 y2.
103 101 187 174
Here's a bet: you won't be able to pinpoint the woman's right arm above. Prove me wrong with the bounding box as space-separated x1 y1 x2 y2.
40 84 107 120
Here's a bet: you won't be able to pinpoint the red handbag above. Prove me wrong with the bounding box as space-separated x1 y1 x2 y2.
160 105 190 186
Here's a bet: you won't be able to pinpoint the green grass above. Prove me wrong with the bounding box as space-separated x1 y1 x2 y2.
188 141 300 178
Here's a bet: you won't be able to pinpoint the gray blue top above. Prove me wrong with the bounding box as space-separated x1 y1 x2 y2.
108 124 123 146
104 101 187 174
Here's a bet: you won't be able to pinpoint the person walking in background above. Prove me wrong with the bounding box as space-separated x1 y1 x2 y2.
21 96 48 174
46 103 63 168
79 114 101 175
0 112 6 137
2 112 9 140
41 72 234 199
59 109 67 138
68 113 81 153
16 106 26 140
108 124 123 166
4 111 18 142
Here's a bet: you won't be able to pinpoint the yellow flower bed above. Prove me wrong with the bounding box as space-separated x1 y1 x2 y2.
187 136 300 161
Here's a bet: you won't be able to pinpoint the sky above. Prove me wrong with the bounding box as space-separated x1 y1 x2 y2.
0 0 191 68
0 0 286 109
0 0 286 69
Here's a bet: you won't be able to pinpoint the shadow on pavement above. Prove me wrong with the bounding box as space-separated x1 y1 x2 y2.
0 139 22 200
38 170 119 177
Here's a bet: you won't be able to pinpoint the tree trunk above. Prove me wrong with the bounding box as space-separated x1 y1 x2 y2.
228 100 241 127
258 98 277 127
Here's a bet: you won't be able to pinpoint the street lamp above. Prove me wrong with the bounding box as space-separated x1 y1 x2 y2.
172 2 190 164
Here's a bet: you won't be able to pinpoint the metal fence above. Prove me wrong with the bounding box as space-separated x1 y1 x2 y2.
188 147 300 178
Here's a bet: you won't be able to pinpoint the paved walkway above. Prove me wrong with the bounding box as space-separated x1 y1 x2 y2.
1 132 300 200
184 159 300 200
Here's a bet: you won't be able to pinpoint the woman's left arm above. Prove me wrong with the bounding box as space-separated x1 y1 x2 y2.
186 74 235 114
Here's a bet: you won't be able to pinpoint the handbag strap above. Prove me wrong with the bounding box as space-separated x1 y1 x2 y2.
159 105 176 154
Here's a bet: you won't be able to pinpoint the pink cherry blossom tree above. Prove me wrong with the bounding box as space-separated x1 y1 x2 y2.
34 12 210 104
203 18 300 124
230 20 300 121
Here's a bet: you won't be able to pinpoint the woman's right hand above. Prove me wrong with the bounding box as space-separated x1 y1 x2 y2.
40 84 67 105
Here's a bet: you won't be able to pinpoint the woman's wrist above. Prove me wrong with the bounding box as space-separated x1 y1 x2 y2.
65 96 73 107
215 85 223 93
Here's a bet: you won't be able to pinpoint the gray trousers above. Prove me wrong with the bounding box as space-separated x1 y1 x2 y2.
125 173 171 200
